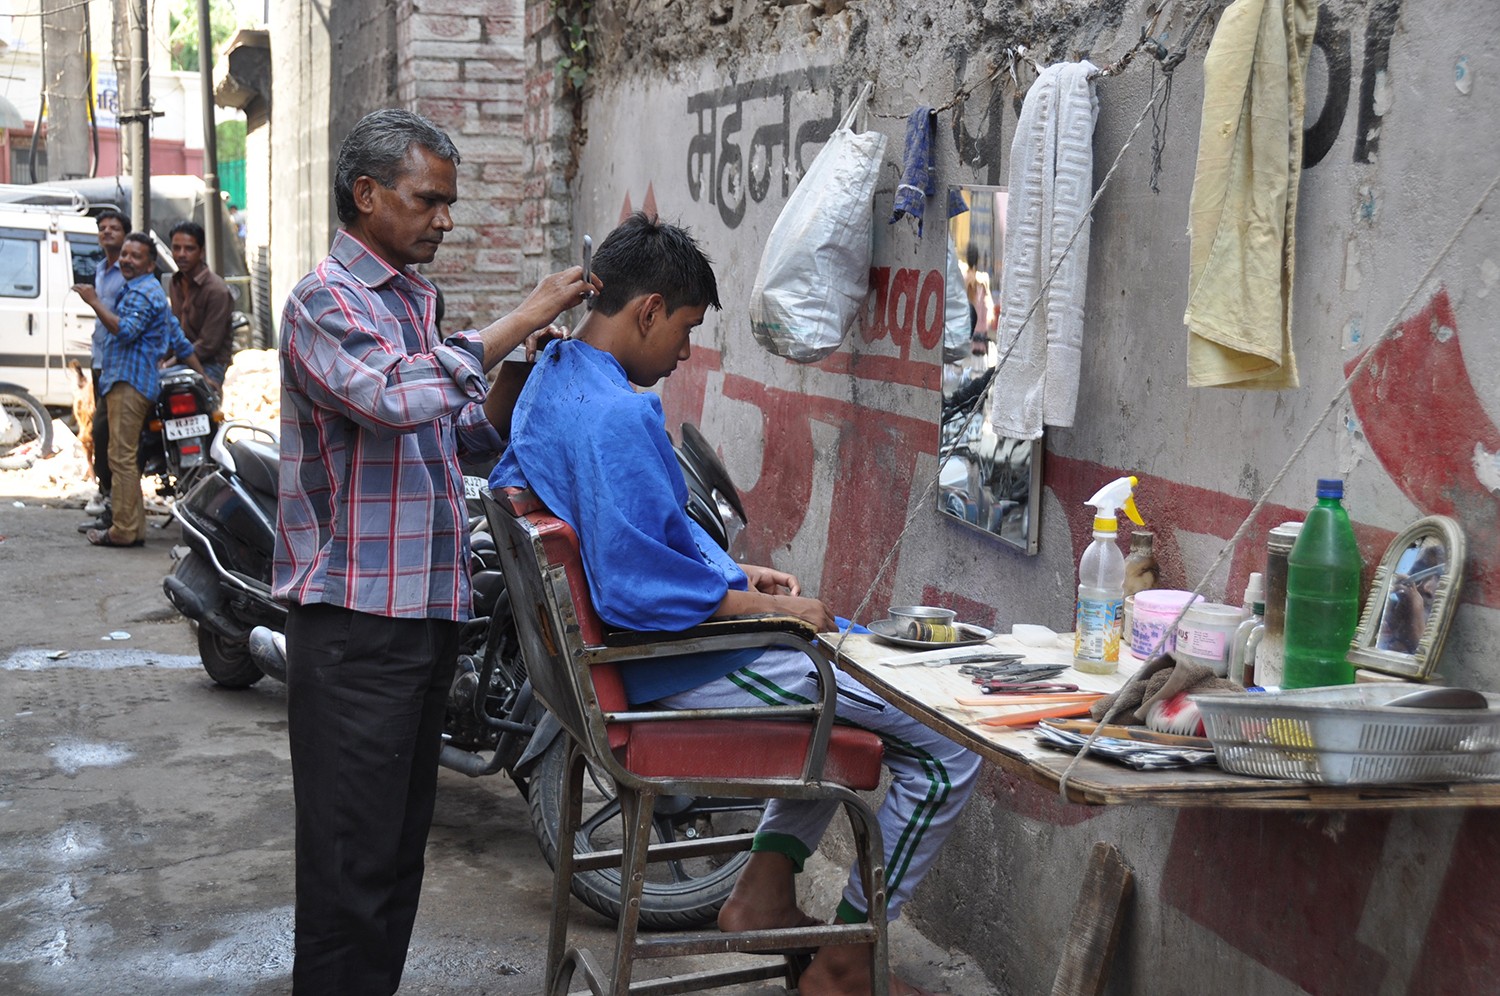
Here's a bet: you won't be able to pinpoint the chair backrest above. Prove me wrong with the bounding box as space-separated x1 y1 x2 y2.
484 488 631 754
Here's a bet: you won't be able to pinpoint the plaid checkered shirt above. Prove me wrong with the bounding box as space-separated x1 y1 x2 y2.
272 230 504 620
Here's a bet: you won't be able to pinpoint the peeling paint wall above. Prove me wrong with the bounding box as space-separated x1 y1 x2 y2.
569 0 1500 991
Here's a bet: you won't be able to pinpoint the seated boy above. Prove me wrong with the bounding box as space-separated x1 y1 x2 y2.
491 213 979 996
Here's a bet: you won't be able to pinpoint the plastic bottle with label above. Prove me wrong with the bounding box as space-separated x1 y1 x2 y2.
1282 478 1362 689
1073 476 1144 675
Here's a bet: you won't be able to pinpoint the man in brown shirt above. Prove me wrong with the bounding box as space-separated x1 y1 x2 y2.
168 220 234 388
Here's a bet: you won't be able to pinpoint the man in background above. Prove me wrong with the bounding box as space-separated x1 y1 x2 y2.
169 220 234 389
75 233 205 548
80 209 128 531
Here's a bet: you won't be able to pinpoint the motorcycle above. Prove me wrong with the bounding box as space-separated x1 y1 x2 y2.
140 365 221 497
164 419 763 929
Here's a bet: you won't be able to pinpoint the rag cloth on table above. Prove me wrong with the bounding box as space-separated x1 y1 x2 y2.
989 61 1098 440
889 106 969 236
1183 0 1317 389
1089 654 1243 724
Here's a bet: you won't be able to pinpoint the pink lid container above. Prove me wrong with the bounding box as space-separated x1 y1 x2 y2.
1130 589 1203 657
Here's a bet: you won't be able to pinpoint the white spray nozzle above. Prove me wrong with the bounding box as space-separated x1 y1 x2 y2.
1084 475 1144 533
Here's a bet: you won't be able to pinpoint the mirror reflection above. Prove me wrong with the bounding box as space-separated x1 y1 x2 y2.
938 185 1042 555
1376 539 1447 654
1349 515 1465 681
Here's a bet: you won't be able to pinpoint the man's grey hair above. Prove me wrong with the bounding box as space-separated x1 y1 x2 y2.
333 109 461 224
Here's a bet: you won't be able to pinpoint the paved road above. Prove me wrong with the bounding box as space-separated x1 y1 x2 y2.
0 498 996 995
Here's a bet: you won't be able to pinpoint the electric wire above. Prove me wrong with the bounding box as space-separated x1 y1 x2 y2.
831 67 1173 663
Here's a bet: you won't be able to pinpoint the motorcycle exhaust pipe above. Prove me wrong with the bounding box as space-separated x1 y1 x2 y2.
248 627 287 683
439 743 509 778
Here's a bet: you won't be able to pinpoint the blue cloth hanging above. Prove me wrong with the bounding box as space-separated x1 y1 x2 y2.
890 106 969 236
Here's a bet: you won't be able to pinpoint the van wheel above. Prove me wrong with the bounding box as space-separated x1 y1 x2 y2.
0 387 53 457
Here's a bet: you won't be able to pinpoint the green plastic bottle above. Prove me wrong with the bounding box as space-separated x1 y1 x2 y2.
1282 478 1362 688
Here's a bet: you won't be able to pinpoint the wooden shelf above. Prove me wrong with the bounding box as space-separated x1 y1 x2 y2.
819 632 1500 811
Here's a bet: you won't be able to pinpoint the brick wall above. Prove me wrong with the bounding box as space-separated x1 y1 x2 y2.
388 0 520 333
519 0 576 289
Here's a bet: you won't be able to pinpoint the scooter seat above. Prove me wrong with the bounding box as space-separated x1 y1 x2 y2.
229 438 281 498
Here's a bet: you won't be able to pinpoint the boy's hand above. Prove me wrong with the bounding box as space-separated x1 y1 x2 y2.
774 595 837 633
741 564 800 597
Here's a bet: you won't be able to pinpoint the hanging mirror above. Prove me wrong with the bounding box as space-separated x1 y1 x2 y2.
1347 515 1465 681
938 185 1042 555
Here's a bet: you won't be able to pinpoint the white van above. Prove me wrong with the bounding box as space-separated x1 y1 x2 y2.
0 187 108 409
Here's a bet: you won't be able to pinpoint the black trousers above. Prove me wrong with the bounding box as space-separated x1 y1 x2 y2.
285 602 460 995
91 368 111 492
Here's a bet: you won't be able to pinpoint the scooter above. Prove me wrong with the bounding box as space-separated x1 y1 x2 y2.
140 365 221 497
164 419 762 929
163 420 284 685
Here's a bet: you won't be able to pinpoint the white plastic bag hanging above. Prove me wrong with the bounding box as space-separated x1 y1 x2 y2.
749 82 887 363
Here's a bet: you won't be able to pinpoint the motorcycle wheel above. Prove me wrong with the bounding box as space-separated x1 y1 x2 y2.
0 388 52 456
197 626 264 688
528 735 764 930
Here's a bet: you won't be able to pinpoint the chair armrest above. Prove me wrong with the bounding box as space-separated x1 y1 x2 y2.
601 613 818 648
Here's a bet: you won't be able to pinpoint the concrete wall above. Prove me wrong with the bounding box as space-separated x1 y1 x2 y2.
568 0 1500 991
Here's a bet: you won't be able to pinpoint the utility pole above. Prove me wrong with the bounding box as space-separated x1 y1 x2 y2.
197 0 223 274
40 0 90 180
119 0 152 234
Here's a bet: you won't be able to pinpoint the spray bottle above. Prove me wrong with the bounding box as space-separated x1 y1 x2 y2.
1073 476 1144 674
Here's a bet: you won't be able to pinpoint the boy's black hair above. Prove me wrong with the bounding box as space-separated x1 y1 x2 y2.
589 212 721 317
169 220 206 249
95 207 129 232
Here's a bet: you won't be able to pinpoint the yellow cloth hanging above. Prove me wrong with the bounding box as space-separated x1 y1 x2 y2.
1183 0 1317 389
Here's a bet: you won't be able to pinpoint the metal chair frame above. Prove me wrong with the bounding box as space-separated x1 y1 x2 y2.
485 488 889 995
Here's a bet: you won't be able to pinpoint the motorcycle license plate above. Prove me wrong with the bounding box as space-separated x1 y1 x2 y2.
463 475 486 500
165 414 210 441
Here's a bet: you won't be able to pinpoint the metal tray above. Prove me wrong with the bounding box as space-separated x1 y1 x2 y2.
1191 684 1500 785
867 618 994 650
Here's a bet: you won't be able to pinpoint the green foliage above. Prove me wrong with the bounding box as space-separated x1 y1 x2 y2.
216 119 245 161
168 0 239 72
552 0 593 92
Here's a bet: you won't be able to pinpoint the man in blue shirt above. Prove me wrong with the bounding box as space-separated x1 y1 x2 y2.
75 232 201 547
84 209 129 520
493 214 979 996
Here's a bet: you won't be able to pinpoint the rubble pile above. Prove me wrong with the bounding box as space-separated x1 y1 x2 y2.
0 349 282 503
219 348 282 434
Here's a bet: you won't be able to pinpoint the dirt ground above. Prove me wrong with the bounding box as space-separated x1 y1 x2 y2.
0 479 998 995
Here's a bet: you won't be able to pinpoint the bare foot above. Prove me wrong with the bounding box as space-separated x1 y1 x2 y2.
796 942 940 996
718 852 822 932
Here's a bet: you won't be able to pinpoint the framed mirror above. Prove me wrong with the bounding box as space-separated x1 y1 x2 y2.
938 185 1042 555
1348 515 1465 680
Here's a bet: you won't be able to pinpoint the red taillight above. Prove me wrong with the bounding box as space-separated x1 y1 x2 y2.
167 393 198 416
180 444 201 455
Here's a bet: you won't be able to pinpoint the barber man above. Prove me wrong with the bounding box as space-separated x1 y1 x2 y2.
273 107 599 994
168 220 234 389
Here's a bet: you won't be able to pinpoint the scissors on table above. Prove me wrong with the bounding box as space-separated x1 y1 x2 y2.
977 679 1082 696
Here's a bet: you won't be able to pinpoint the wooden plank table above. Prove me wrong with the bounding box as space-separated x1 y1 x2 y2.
818 631 1500 810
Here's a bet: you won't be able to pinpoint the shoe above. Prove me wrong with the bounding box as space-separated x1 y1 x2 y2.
84 493 110 516
86 528 143 548
77 513 113 534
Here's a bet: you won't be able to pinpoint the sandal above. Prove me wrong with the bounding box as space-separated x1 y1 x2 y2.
86 528 143 548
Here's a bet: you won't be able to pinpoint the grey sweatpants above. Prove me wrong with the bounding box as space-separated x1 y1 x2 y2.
656 648 981 920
